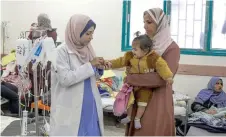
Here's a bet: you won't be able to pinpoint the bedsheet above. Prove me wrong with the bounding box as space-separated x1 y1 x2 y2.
101 91 190 116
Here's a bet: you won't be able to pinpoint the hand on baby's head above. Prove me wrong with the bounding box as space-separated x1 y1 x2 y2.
205 109 217 115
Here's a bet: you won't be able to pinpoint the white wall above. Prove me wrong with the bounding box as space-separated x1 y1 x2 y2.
1 0 124 58
174 55 226 99
1 0 226 99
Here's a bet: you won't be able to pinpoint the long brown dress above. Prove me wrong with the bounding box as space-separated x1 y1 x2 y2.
125 42 180 136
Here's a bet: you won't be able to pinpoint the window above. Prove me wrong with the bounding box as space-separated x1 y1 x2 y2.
212 0 226 49
121 0 226 56
170 0 206 49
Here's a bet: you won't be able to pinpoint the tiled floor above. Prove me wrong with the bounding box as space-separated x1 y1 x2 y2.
1 116 20 132
104 125 125 136
103 113 125 136
1 112 126 136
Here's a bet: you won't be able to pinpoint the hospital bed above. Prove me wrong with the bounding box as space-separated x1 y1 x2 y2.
101 91 191 133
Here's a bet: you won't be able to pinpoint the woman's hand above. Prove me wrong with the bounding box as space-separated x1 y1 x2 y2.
90 57 104 67
205 109 217 115
104 61 112 70
125 66 131 75
96 65 105 69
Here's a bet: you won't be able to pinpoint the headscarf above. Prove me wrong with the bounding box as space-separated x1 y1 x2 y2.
65 14 96 63
37 13 52 30
145 8 173 55
194 77 226 108
31 13 52 38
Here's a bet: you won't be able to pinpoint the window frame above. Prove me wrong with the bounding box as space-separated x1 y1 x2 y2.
121 0 226 56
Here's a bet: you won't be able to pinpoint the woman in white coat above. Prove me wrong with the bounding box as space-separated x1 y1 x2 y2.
50 14 104 136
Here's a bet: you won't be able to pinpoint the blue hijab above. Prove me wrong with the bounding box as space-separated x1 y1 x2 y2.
80 20 96 37
194 77 226 108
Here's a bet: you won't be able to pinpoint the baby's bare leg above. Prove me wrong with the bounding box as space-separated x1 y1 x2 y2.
134 103 147 129
121 106 133 124
136 105 146 119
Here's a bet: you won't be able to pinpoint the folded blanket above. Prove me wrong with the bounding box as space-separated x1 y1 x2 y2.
1 51 16 67
188 110 226 131
97 76 120 97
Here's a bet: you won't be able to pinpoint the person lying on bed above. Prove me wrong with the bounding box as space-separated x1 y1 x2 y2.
191 77 226 116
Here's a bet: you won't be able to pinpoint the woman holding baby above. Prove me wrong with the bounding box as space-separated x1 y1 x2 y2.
50 7 180 136
104 8 180 136
123 8 180 136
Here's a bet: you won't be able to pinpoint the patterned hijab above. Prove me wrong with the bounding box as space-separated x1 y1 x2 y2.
144 8 173 55
65 14 96 63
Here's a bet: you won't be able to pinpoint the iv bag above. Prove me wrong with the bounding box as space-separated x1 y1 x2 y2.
15 39 32 66
42 37 55 61
41 37 56 67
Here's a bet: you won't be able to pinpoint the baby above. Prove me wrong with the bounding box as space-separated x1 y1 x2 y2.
104 31 174 129
208 106 226 118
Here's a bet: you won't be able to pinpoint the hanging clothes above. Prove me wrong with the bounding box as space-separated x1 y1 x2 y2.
221 20 226 34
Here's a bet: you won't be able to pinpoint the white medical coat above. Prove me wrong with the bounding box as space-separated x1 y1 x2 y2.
50 44 104 136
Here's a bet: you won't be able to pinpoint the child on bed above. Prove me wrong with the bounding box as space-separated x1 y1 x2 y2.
104 31 174 129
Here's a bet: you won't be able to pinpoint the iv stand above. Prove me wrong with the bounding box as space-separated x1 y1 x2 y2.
1 21 9 55
33 68 40 136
